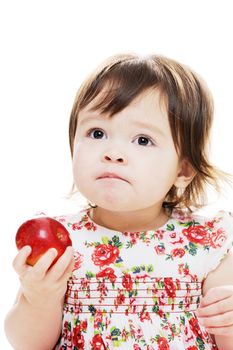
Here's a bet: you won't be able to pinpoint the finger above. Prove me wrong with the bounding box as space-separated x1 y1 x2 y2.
13 246 32 275
32 248 58 278
59 256 75 283
47 246 74 281
205 325 233 336
198 310 233 328
197 296 233 317
201 286 233 307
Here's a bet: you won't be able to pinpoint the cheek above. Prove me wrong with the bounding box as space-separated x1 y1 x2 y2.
72 158 92 198
72 143 100 193
137 152 179 187
73 142 93 167
73 145 90 181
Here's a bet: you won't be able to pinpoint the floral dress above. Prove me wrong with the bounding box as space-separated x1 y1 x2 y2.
54 208 233 350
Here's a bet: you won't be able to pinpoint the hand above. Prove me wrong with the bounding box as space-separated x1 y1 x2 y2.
196 285 233 336
13 245 74 308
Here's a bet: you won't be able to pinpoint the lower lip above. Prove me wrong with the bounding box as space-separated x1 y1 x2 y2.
97 177 127 182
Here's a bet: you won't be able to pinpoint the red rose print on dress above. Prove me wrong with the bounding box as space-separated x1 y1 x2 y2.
139 310 152 322
169 232 176 239
90 334 107 350
210 228 227 248
92 244 120 266
122 273 133 291
206 220 214 228
154 244 165 255
63 321 72 343
73 325 85 349
115 290 126 306
133 344 141 350
80 320 88 332
164 278 176 298
96 267 117 283
73 251 84 270
182 225 210 245
71 222 82 230
157 336 170 349
189 317 203 338
94 310 103 329
171 248 185 258
84 221 97 231
72 213 97 231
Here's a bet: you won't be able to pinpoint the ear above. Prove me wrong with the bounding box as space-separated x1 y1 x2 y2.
174 159 196 189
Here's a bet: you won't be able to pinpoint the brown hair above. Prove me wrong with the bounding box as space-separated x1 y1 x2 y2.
69 53 230 211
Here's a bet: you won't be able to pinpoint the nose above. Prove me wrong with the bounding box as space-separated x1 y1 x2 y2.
102 150 127 164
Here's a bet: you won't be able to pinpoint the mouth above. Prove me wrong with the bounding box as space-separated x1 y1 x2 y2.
96 172 128 183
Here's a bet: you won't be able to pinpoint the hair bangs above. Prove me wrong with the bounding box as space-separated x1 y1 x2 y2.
79 58 159 117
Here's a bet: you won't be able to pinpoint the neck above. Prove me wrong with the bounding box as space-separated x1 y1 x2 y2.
89 205 169 232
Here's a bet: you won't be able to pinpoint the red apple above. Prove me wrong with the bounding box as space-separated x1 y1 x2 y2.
15 216 72 266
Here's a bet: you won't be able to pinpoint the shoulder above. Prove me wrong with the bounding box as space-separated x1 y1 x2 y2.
173 208 233 274
53 206 90 229
172 209 233 246
173 208 233 227
174 209 233 242
53 206 99 246
198 210 233 258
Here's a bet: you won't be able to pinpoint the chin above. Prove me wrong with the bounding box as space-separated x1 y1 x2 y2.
95 197 137 212
79 186 136 211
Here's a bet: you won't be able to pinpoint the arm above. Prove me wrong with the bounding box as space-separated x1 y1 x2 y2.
5 292 64 350
4 246 74 350
197 249 233 350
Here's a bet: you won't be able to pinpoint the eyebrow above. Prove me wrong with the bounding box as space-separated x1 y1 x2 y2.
131 120 165 137
78 115 165 137
78 114 107 126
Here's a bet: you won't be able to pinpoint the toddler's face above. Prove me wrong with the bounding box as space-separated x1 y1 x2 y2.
72 89 182 212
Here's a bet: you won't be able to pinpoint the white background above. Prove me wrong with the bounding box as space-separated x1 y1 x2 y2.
1 1 233 348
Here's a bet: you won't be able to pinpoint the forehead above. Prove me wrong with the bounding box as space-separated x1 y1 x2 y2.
78 89 171 135
79 87 167 117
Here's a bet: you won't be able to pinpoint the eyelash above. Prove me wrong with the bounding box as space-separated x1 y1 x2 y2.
86 128 156 147
86 128 106 139
135 135 155 147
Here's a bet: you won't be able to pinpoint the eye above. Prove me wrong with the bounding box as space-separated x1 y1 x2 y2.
134 135 155 146
87 128 106 139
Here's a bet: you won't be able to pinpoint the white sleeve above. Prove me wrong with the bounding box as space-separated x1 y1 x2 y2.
203 211 233 278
